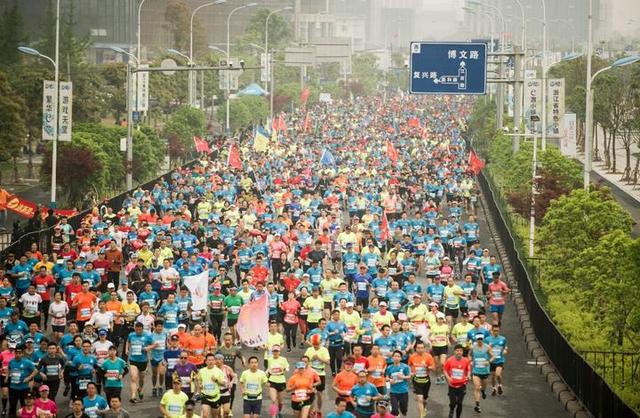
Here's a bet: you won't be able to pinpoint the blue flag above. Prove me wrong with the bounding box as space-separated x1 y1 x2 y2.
320 148 336 166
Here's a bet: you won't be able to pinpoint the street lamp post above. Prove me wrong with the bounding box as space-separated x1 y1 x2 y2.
17 0 60 206
225 3 257 134
189 0 227 108
540 0 548 150
584 54 640 190
265 6 292 120
110 47 139 190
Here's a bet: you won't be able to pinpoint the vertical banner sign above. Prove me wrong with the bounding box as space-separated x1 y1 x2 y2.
58 81 72 141
42 80 56 140
260 53 271 83
129 71 138 112
561 113 577 157
507 84 514 117
525 79 542 134
219 59 228 90
547 78 565 138
136 64 149 111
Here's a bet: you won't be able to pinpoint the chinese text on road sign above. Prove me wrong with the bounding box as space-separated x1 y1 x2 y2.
410 42 487 95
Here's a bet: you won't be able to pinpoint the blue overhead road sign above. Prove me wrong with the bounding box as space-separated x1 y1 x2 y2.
410 42 487 95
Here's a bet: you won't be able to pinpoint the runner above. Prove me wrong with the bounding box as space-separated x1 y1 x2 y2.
195 353 225 418
470 334 495 414
266 345 289 418
239 356 268 418
349 370 381 418
407 341 436 418
485 324 508 397
287 361 320 418
443 344 471 418
304 334 330 416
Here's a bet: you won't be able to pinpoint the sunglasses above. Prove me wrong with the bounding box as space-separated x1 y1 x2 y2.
180 356 188 359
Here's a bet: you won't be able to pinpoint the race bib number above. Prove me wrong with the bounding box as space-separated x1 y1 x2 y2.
451 368 464 379
11 371 21 384
131 344 143 356
284 313 297 324
294 389 308 400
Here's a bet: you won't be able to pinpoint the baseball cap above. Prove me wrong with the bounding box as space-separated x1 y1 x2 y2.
39 385 50 392
310 334 322 346
476 334 484 340
428 302 438 307
170 334 180 341
379 301 388 307
98 329 108 336
271 345 281 352
436 312 446 319
413 294 422 299
177 323 187 329
214 353 224 360
107 283 115 289
296 362 306 369
346 302 354 308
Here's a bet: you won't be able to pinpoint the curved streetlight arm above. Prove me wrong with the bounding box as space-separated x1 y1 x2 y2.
18 47 56 68
168 49 191 63
190 0 226 61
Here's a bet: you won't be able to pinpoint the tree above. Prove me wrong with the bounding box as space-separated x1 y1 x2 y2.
164 107 205 164
0 71 27 182
573 230 640 348
164 0 191 52
8 66 50 143
351 53 381 96
0 0 26 68
98 63 127 122
242 8 293 50
217 96 268 133
538 188 633 285
40 133 106 207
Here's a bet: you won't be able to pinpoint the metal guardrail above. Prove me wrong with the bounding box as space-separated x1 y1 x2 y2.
0 160 197 262
477 169 639 418
581 351 640 387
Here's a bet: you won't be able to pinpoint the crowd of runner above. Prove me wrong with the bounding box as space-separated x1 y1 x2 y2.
0 94 509 418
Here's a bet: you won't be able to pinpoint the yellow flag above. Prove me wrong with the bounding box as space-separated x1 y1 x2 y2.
253 128 269 152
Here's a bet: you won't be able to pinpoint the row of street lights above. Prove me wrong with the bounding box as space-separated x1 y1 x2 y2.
16 0 291 203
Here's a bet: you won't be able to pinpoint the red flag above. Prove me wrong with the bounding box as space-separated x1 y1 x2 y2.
277 114 287 132
193 136 210 154
300 88 310 107
380 212 390 242
468 151 485 175
386 140 398 165
227 144 242 170
303 113 311 133
407 117 420 128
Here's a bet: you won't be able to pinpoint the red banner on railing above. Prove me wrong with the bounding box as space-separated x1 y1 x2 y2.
0 188 77 219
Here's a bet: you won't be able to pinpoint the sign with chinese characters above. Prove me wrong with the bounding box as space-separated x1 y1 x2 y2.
525 79 542 134
58 81 72 141
42 80 56 140
561 113 577 157
547 78 565 138
136 64 149 112
219 58 240 91
260 53 271 83
409 42 487 95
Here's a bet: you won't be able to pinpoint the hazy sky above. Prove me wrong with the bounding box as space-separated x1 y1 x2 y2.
610 0 640 36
